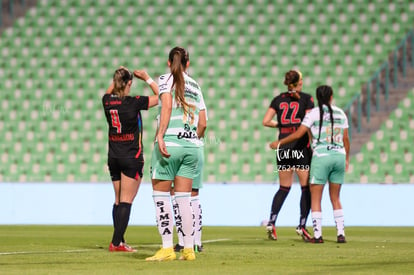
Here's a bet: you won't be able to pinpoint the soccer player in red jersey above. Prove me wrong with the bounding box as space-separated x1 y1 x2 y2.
262 70 314 241
102 67 158 252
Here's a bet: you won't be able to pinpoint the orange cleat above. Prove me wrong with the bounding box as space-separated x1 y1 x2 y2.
109 242 137 252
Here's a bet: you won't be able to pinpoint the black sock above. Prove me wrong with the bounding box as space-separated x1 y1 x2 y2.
112 204 118 230
268 186 291 225
111 202 131 246
299 186 311 227
111 204 119 245
112 204 126 244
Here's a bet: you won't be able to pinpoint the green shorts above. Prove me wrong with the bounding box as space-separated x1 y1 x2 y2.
192 148 204 189
151 144 201 181
309 153 346 184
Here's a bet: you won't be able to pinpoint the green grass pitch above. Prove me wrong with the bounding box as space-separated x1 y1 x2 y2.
0 226 413 274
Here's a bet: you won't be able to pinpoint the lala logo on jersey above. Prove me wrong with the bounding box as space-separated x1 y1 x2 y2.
177 123 197 139
327 145 341 150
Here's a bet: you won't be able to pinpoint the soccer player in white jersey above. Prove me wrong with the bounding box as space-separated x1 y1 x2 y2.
146 47 204 261
269 85 350 244
173 98 207 253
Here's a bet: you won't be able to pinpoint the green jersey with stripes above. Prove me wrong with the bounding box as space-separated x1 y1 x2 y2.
157 73 206 147
301 105 348 156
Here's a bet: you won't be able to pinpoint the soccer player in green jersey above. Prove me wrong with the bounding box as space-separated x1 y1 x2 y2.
173 103 207 253
146 47 205 261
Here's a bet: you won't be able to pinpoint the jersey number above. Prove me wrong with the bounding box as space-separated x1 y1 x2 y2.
110 110 121 133
326 127 342 143
279 102 301 124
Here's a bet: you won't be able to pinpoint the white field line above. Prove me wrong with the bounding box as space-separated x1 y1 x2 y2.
0 239 231 256
202 238 231 243
137 238 231 248
0 249 95 256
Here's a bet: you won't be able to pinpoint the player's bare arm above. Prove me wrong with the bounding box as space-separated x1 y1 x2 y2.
157 92 172 158
343 128 350 171
105 82 114 94
270 125 308 149
262 107 278 128
197 110 207 138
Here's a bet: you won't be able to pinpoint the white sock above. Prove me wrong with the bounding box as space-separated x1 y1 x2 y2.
311 211 323 239
175 192 194 249
172 195 184 246
333 209 345 236
191 196 202 246
152 191 173 248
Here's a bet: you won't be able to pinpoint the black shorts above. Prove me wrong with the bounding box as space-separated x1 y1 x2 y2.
275 146 312 171
108 157 144 181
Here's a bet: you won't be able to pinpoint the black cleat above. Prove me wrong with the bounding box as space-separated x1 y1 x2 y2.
337 235 347 243
310 236 324 243
174 243 184 252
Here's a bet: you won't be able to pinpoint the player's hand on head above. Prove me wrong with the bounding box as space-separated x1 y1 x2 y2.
133 70 150 81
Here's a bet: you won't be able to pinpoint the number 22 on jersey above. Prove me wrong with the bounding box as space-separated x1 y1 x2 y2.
326 127 342 143
110 109 122 133
279 102 301 124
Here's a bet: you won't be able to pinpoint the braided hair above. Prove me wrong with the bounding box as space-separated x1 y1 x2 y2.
316 85 334 144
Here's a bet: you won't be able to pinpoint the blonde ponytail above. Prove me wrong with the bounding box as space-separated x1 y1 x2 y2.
168 47 194 116
112 68 132 99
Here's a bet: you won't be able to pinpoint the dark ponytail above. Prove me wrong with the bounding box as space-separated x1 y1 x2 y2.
316 85 334 144
284 70 301 91
168 46 193 116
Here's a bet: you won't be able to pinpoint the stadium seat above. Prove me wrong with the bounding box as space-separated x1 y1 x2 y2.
0 0 413 182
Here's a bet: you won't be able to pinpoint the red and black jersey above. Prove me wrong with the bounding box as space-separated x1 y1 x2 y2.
102 94 149 159
269 91 314 149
